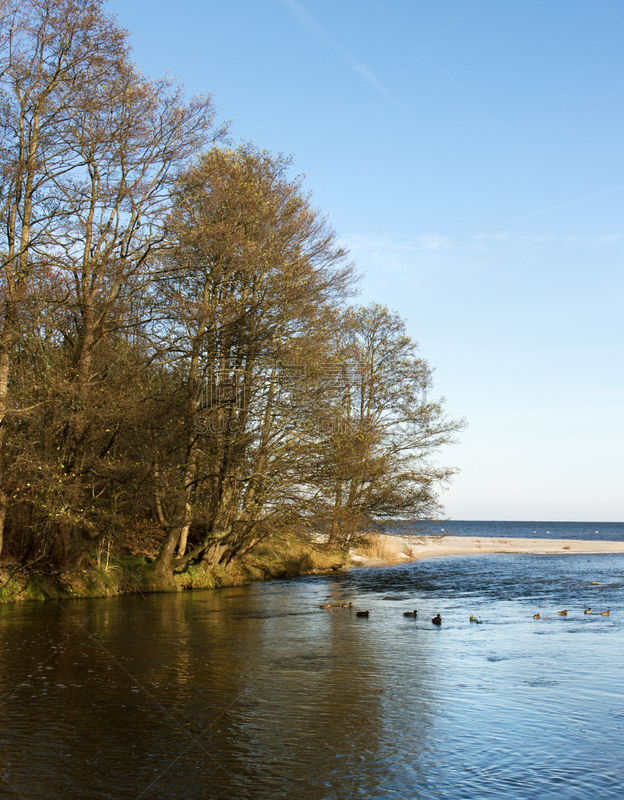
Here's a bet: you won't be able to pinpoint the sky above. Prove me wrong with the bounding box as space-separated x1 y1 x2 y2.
106 0 624 521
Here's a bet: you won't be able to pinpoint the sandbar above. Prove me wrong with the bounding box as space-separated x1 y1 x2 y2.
349 535 624 567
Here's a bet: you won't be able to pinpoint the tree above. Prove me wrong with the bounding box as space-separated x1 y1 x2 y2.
0 4 463 573
149 144 356 576
0 0 224 562
301 303 464 547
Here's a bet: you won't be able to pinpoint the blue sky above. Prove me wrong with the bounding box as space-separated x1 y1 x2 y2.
107 0 624 521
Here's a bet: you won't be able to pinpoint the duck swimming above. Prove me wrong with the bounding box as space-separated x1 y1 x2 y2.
356 610 369 617
403 610 418 617
601 610 610 616
319 603 331 609
533 614 540 619
584 608 592 614
558 609 568 616
431 614 442 625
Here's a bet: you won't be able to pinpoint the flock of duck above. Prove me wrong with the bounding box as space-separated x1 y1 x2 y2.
533 608 610 619
319 603 612 624
318 604 442 625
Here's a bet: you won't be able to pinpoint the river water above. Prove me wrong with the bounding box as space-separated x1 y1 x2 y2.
1 550 624 799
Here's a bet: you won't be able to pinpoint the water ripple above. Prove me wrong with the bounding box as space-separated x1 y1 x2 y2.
0 552 623 798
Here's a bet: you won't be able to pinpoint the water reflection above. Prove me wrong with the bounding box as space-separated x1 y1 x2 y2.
0 553 623 798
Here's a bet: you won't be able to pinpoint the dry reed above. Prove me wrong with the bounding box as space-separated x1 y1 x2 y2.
355 534 406 562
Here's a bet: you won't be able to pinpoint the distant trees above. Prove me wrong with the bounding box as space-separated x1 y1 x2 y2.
0 1 462 573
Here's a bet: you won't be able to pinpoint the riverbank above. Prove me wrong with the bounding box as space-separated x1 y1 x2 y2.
0 537 349 603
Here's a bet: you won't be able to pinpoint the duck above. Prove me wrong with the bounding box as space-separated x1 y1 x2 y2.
431 614 442 626
356 610 369 618
341 602 353 608
319 603 331 609
403 610 418 617
558 609 568 616
533 614 540 619
584 608 592 614
601 610 610 616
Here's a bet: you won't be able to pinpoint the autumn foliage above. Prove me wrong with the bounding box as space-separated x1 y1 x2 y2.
0 0 461 575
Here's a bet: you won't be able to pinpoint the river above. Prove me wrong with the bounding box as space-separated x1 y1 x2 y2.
1 550 624 798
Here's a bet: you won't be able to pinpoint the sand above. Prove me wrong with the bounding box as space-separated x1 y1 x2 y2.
348 535 624 567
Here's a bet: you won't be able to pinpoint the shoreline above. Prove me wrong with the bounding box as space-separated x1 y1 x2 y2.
0 539 348 604
348 535 624 567
2 535 624 604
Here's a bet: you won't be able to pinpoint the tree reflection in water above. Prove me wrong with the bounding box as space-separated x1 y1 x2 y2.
1 554 624 799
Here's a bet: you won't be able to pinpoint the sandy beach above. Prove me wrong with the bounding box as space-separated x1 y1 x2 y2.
349 535 624 567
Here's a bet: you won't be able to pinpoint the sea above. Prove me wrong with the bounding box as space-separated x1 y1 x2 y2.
397 518 624 542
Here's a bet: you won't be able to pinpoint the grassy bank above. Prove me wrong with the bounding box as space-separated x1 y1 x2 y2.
0 537 349 604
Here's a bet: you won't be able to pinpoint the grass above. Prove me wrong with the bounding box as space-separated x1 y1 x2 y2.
0 535 349 604
241 536 348 580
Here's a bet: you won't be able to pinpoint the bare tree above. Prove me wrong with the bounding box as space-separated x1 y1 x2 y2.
0 0 224 561
0 0 129 555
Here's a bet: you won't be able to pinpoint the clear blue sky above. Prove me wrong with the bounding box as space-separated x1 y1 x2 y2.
107 0 624 521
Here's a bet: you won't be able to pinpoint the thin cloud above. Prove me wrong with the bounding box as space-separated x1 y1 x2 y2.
278 0 387 95
508 183 624 223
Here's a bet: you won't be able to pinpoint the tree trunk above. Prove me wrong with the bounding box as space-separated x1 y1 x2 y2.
0 325 13 558
0 488 6 558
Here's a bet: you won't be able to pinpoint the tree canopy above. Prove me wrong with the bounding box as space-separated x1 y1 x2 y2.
0 0 463 574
